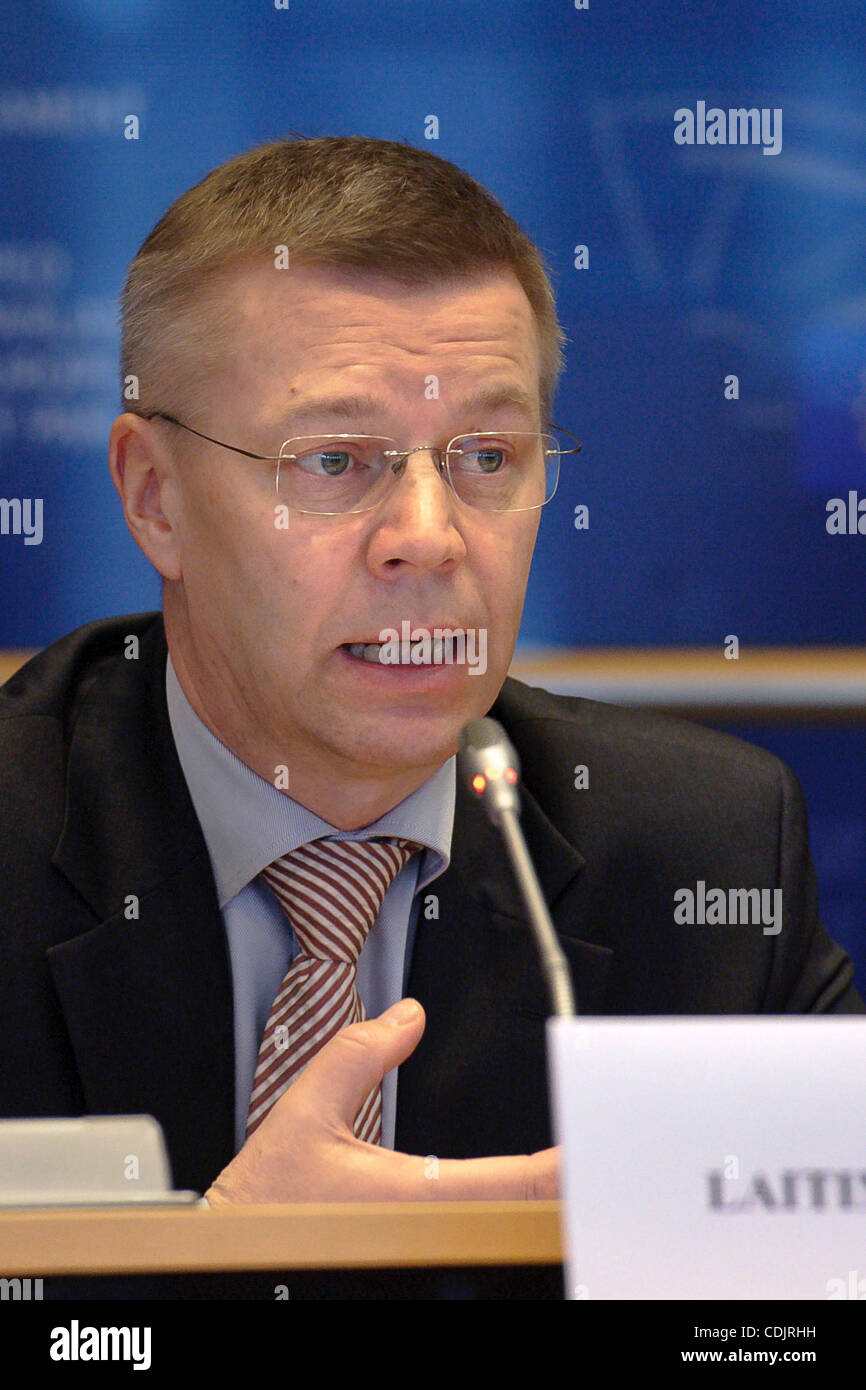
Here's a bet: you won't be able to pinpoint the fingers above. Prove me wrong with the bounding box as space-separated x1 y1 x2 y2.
401 1146 561 1201
206 1142 560 1206
521 1146 560 1200
284 997 426 1131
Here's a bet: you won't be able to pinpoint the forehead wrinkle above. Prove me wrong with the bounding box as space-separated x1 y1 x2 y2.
251 293 531 356
267 381 538 435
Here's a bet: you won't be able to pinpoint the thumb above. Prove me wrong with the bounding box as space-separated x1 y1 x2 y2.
288 998 426 1132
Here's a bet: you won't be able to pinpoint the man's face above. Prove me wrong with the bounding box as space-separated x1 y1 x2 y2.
155 260 543 789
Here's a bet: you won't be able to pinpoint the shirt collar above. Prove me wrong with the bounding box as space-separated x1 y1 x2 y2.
165 654 455 908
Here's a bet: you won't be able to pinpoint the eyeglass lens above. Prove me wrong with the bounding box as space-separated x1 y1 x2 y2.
275 433 559 513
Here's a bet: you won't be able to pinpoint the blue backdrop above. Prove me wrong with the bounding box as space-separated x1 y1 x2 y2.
1 0 864 986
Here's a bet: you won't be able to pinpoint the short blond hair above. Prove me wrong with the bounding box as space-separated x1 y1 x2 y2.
120 135 567 426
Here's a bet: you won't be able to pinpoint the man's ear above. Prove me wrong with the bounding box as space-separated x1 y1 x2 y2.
109 413 184 581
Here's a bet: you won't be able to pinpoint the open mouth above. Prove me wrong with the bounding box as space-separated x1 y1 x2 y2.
341 640 456 666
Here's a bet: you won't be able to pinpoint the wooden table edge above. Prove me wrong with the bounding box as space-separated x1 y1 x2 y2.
0 1199 564 1274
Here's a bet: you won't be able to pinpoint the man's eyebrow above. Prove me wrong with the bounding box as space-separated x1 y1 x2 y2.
273 385 539 432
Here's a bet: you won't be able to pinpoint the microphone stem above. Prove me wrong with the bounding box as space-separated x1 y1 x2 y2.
497 807 577 1018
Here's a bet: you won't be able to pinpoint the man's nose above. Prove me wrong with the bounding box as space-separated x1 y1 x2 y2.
367 446 466 571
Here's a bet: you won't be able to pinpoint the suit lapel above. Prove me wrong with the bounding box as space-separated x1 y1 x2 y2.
396 714 612 1158
48 616 235 1195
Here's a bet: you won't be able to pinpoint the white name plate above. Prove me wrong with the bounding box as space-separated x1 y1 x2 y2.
547 1017 866 1300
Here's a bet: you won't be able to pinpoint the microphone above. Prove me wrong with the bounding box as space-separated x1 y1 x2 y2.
458 717 576 1018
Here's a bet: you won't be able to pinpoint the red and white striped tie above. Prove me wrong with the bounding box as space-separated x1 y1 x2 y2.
245 836 421 1143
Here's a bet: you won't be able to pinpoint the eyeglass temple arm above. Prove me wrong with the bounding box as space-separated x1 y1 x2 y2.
136 411 280 461
549 423 582 455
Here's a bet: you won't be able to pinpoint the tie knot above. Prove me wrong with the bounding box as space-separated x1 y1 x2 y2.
261 836 422 963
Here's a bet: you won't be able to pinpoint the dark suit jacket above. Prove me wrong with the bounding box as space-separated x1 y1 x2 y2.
1 612 862 1201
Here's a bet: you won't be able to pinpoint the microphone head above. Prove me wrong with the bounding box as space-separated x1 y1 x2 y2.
458 717 520 821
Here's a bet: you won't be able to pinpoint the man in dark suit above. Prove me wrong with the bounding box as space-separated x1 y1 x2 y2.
3 608 861 1207
1 135 862 1212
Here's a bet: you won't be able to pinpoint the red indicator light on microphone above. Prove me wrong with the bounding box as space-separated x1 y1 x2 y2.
472 774 486 794
505 767 518 784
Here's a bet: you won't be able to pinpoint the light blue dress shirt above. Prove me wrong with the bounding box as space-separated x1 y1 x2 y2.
165 655 455 1154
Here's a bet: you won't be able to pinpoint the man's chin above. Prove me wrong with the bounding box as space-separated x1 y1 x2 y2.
311 656 506 770
339 726 460 773
318 707 480 775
